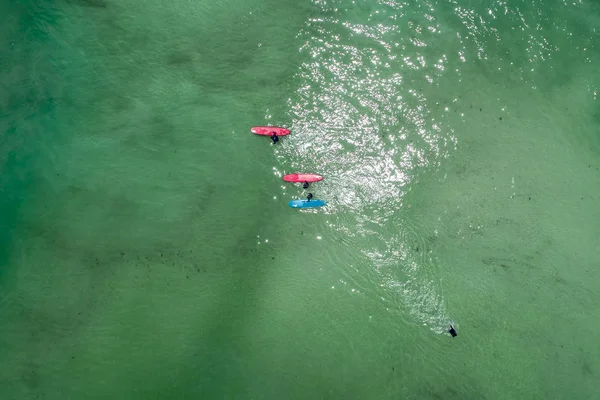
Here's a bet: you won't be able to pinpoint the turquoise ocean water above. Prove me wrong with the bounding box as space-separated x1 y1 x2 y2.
1 0 599 398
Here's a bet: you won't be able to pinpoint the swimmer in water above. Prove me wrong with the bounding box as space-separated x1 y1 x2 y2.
271 132 278 144
449 325 457 337
307 193 313 201
303 181 309 189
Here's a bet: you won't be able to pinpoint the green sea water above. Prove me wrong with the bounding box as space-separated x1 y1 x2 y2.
1 0 599 398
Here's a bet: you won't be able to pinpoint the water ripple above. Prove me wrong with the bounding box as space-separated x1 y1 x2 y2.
274 0 598 332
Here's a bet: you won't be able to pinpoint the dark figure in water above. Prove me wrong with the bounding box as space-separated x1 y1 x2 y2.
303 181 309 189
449 325 457 337
307 193 313 201
271 132 278 144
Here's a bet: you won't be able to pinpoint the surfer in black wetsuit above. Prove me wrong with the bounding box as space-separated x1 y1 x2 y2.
449 325 457 337
271 131 278 144
307 193 313 201
303 181 309 189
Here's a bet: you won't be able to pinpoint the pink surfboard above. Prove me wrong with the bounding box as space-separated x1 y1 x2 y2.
251 126 290 136
283 174 323 183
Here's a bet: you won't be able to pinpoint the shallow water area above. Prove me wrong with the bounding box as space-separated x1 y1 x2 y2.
1 0 599 398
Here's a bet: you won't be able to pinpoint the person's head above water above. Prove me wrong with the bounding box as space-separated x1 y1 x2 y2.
303 181 309 189
449 325 457 337
307 193 313 201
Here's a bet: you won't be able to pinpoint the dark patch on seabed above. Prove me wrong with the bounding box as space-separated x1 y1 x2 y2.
0 1 64 273
166 52 195 66
64 0 110 8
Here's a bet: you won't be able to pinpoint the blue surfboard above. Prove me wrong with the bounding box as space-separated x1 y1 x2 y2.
288 199 327 209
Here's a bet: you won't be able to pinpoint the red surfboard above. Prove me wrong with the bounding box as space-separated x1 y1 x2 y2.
251 126 290 136
283 174 323 183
